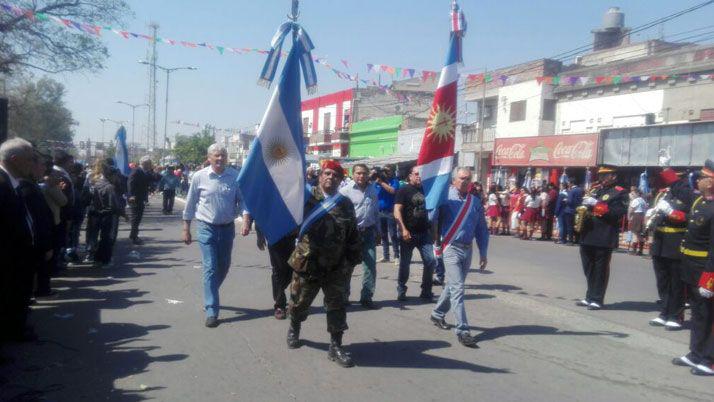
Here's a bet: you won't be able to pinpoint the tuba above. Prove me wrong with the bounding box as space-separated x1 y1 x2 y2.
574 183 600 234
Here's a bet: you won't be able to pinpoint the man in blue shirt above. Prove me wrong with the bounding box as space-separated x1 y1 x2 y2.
182 144 242 328
158 166 181 214
430 167 489 348
374 164 400 263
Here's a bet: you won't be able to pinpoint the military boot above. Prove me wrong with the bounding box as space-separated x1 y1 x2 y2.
287 321 301 349
328 332 354 368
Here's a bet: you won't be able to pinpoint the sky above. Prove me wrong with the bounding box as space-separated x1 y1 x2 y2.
45 0 714 148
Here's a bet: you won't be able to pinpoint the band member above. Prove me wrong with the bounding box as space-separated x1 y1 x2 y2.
576 166 628 310
648 168 695 330
672 159 714 376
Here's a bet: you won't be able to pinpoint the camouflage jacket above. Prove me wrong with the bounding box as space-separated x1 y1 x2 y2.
296 186 363 275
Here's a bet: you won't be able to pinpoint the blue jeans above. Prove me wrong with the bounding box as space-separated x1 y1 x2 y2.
563 212 575 243
432 243 473 335
197 221 235 318
379 213 400 260
397 231 436 295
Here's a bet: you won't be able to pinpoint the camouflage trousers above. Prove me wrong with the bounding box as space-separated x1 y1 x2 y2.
288 268 350 334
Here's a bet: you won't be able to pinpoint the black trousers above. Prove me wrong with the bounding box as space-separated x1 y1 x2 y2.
1 260 33 337
579 245 613 305
689 284 714 364
162 190 175 213
95 214 117 264
268 234 296 310
542 216 554 239
652 256 685 321
129 202 145 240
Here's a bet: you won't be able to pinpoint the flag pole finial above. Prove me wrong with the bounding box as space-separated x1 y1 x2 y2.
288 0 300 21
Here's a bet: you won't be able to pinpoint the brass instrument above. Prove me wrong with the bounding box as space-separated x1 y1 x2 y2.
574 182 601 234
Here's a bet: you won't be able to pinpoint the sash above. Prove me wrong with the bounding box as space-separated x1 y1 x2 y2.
441 194 474 252
298 193 345 238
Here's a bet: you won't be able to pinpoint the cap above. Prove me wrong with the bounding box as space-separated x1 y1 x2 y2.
320 159 344 176
701 159 714 178
597 165 617 175
659 168 681 186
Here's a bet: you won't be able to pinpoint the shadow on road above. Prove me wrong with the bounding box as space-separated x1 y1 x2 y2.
300 339 510 373
0 207 188 401
603 301 660 312
471 324 629 343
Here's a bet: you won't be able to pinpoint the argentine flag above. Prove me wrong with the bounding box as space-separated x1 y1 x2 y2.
114 126 130 176
237 41 306 245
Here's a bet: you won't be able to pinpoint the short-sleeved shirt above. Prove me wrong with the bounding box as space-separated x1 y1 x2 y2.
395 184 429 233
375 177 400 212
340 182 379 229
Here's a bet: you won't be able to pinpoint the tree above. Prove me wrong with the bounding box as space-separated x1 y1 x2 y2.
173 129 215 165
8 77 76 149
0 1 131 75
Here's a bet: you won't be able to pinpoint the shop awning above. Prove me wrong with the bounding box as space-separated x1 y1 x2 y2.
349 116 404 158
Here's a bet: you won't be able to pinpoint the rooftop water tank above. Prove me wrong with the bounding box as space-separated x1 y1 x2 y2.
602 7 625 30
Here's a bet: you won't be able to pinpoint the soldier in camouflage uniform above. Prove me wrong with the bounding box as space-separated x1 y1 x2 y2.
287 160 362 367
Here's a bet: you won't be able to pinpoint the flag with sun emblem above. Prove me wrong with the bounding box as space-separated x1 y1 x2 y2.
416 1 466 212
237 31 310 246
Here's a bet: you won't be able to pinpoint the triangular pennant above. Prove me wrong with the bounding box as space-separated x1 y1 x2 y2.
216 46 225 55
341 59 350 69
552 76 561 85
366 63 374 73
579 76 591 85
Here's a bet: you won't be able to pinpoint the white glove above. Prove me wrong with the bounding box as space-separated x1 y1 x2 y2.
699 287 714 299
655 199 673 215
582 196 598 207
644 208 656 219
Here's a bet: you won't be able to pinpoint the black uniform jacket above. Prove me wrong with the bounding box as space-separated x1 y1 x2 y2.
651 180 696 259
680 196 714 286
580 185 629 249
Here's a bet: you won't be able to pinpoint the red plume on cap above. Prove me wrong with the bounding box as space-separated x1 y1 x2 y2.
320 159 344 176
659 168 679 186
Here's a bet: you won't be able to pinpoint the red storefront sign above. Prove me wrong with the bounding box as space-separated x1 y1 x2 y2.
493 134 599 167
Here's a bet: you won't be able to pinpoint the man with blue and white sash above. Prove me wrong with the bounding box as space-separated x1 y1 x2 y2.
430 167 489 348
287 160 362 367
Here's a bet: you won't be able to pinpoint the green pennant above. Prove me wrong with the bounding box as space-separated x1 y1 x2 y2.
485 74 492 83
217 46 225 55
395 67 402 77
36 12 48 21
612 75 622 84
552 76 561 85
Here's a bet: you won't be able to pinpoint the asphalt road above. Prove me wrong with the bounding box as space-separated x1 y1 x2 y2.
2 197 713 402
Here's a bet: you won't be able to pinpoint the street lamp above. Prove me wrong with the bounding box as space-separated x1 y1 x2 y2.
138 60 198 152
116 101 149 159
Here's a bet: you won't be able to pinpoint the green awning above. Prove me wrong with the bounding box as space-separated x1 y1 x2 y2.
349 116 403 158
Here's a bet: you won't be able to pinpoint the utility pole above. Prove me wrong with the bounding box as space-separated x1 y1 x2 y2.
477 67 487 181
148 22 159 154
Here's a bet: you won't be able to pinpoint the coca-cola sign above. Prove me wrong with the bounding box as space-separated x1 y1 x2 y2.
493 134 599 167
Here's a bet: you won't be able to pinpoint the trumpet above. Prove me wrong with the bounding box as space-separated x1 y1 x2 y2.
574 182 601 234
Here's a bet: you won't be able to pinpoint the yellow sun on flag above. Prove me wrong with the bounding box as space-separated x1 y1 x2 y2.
427 104 456 143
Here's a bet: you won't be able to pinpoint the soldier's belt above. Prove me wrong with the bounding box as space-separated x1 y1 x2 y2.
680 246 709 258
656 226 686 233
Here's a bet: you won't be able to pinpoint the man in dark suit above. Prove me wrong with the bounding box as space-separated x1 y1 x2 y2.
128 156 153 245
565 181 584 244
0 138 36 342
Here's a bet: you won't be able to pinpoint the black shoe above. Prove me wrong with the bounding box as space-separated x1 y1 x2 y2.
457 333 479 348
587 302 603 310
397 292 407 302
131 237 144 246
430 316 450 330
328 341 354 368
360 300 378 310
287 322 301 349
419 292 434 301
432 277 444 286
576 299 590 307
672 354 700 368
205 316 219 328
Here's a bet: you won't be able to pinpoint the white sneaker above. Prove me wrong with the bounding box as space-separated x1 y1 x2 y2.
649 317 666 326
576 299 589 307
394 258 400 267
587 302 602 310
692 363 714 375
377 257 389 263
672 355 698 368
664 320 682 330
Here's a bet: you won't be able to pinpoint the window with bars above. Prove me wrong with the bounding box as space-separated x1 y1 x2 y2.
509 100 526 122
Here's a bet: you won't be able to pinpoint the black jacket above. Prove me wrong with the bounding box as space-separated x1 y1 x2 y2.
18 180 54 255
580 185 628 249
651 180 696 259
0 168 33 262
128 168 152 203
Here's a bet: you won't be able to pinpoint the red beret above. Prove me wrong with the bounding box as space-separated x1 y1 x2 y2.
659 168 679 186
320 159 344 176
